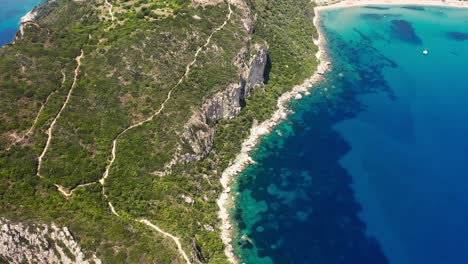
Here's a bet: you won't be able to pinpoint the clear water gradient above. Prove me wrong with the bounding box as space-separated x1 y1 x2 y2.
0 0 44 46
234 5 468 264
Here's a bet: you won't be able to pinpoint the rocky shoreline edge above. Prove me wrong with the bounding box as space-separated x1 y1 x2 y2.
216 8 331 263
18 5 40 39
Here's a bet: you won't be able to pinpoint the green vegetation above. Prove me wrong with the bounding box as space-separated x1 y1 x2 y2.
0 0 318 262
108 0 187 21
212 0 319 165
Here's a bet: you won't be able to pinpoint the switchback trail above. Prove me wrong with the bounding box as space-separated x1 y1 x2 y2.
99 2 233 190
46 3 234 263
97 4 233 263
19 22 45 39
5 70 66 152
105 0 115 21
139 219 192 264
54 182 97 197
37 50 84 178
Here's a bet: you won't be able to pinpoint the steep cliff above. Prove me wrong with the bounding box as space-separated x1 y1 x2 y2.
204 44 269 122
173 43 269 165
242 44 269 99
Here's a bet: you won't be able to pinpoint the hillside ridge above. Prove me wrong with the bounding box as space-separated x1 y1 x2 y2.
0 0 319 262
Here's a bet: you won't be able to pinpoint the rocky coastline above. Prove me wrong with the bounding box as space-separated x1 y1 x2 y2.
216 9 331 263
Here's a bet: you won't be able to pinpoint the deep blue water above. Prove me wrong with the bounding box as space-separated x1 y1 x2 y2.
234 6 468 264
0 0 44 46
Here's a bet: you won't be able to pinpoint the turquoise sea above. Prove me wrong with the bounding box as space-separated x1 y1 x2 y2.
0 0 43 46
234 5 468 264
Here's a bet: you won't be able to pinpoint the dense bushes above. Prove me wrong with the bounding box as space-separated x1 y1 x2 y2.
0 0 318 262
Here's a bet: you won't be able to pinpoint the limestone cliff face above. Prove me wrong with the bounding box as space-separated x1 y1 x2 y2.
0 218 101 264
242 44 269 99
174 43 269 165
204 44 269 122
204 82 244 122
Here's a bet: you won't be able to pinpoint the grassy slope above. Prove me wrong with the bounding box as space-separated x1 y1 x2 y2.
0 0 318 262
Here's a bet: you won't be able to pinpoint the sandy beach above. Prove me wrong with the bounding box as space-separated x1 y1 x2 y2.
216 10 330 263
315 0 468 12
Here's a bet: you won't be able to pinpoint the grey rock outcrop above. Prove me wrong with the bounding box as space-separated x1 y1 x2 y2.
242 44 269 99
199 47 248 125
204 43 269 123
204 82 244 122
0 218 101 264
172 44 269 165
177 110 217 164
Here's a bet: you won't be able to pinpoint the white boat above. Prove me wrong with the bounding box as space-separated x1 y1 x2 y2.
423 49 429 55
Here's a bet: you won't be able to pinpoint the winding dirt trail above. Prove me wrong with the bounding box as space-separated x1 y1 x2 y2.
94 4 234 263
54 182 97 197
37 50 84 178
6 70 66 152
104 0 115 21
99 3 233 188
7 2 235 262
139 219 191 264
43 3 234 263
19 22 41 39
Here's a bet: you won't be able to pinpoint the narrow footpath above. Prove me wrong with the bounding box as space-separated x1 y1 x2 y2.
6 70 66 152
41 3 234 263
99 2 233 190
105 0 115 21
139 219 192 264
37 50 84 178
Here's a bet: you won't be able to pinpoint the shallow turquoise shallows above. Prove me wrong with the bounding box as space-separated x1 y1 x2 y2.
0 0 44 46
234 5 468 264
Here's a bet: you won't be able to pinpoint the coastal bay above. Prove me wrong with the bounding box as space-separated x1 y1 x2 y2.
233 3 468 263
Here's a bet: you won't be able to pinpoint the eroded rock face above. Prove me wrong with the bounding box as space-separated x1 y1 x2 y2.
204 83 244 122
204 43 269 121
204 43 269 123
173 44 269 165
243 44 269 98
0 218 101 264
163 0 268 168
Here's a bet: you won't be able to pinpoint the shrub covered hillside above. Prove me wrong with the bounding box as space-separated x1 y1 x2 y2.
0 0 318 263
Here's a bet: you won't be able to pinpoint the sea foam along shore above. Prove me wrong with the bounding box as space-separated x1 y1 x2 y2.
216 9 330 263
17 9 38 40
